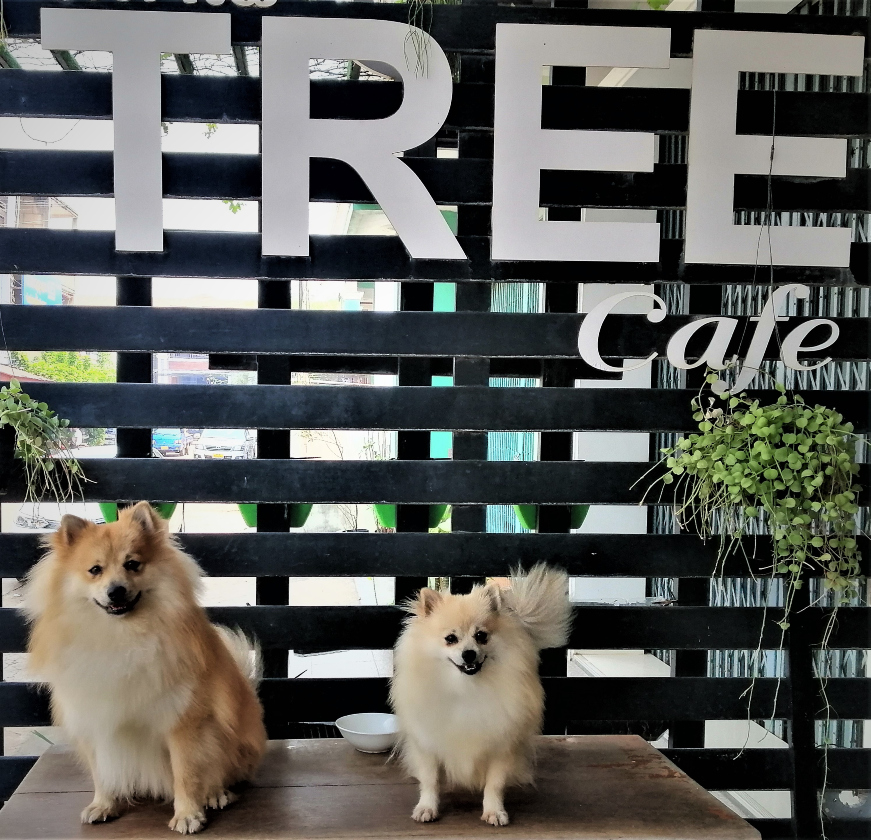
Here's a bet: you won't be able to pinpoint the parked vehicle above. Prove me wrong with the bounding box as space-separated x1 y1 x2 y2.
191 428 255 460
151 428 190 457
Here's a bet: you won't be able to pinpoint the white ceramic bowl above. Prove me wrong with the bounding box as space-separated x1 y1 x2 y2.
335 713 398 754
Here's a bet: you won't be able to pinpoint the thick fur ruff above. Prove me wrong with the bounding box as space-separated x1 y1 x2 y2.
390 564 571 826
22 502 266 835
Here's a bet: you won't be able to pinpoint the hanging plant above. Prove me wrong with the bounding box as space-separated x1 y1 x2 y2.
0 379 85 505
644 375 863 617
640 372 866 838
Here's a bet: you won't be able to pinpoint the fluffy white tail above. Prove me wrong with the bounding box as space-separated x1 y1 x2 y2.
504 563 572 651
217 626 263 688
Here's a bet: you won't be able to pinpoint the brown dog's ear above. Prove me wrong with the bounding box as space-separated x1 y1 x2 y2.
54 515 91 548
415 588 443 617
484 584 503 613
128 501 162 533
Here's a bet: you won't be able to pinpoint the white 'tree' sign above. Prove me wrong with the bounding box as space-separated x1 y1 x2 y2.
41 9 864 267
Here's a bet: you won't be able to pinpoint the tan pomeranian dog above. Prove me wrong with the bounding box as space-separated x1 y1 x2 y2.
390 563 572 827
21 502 266 835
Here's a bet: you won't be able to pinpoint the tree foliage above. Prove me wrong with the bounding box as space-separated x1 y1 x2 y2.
12 351 116 384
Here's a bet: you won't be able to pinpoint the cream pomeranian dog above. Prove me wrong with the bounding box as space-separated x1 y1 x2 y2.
390 563 572 827
21 502 266 835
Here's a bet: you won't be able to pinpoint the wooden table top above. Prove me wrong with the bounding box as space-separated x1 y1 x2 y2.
0 736 759 839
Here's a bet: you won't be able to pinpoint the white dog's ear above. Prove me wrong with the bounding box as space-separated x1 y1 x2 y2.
415 588 443 616
484 584 503 613
54 514 91 548
128 501 162 533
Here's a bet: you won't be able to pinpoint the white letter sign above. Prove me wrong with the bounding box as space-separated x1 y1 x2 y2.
261 18 464 260
684 30 864 267
41 9 231 252
491 24 670 262
577 291 667 372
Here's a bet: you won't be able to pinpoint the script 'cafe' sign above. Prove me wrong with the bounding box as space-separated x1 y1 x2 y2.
42 9 863 269
579 284 838 392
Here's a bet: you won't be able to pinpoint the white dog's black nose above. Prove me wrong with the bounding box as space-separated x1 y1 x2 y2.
107 585 128 604
461 649 477 664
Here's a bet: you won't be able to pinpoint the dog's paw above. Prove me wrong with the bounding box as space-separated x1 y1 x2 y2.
482 809 510 827
206 789 238 810
411 804 439 823
169 811 207 835
81 800 119 824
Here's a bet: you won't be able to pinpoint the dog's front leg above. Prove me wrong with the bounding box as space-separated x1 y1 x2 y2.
81 782 121 824
166 728 210 835
407 742 440 823
79 743 121 824
481 755 512 826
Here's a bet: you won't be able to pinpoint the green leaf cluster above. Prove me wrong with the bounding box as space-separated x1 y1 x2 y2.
656 377 863 607
0 380 85 504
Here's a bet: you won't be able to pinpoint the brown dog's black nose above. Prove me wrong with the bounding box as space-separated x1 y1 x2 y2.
462 649 477 664
107 585 128 604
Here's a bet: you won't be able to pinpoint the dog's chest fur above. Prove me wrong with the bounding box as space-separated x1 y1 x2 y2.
44 615 193 799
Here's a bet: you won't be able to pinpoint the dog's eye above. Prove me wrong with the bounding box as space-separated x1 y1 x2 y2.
88 565 102 576
444 634 458 645
123 559 141 572
474 631 489 645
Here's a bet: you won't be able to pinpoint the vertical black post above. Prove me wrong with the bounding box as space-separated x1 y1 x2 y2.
257 280 291 685
395 283 433 605
394 136 439 605
787 585 820 839
667 577 708 748
116 278 153 460
450 284 490 595
0 422 14 756
450 115 492 594
538 280 578 734
667 285 720 749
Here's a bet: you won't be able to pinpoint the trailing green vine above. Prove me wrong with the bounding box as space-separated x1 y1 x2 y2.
0 379 85 505
406 0 460 78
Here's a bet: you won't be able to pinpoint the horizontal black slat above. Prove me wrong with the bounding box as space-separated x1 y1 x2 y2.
0 683 50 727
4 605 865 654
8 533 870 581
4 151 869 214
0 229 865 285
0 69 867 138
5 2 870 55
746 819 794 840
664 748 871 791
824 749 871 790
21 384 871 434
257 676 794 727
6 676 867 729
3 306 869 360
0 605 820 654
0 756 37 802
662 749 793 790
4 458 869 505
0 459 672 505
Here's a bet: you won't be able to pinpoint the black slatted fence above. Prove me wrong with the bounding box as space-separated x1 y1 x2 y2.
0 3 868 839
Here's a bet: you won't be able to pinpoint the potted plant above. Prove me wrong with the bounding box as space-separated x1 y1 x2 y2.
513 504 590 531
98 502 177 524
373 504 449 530
238 503 313 529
